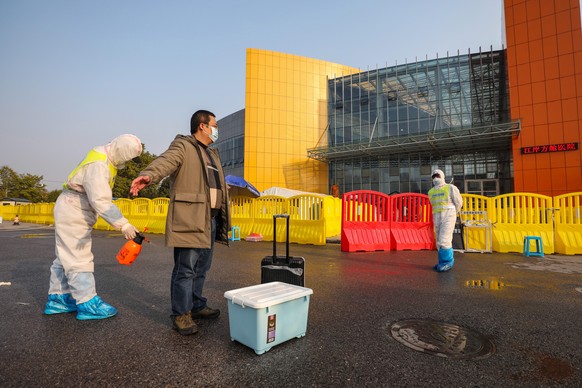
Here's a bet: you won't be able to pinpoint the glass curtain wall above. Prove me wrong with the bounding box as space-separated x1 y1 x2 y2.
327 49 511 196
215 109 245 177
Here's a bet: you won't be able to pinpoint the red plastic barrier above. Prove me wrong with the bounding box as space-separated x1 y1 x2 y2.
341 190 392 252
390 193 435 250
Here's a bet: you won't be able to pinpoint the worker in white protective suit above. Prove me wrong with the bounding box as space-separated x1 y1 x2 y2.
44 134 142 320
428 169 463 272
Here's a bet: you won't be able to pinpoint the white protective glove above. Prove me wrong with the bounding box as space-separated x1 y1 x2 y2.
121 223 139 240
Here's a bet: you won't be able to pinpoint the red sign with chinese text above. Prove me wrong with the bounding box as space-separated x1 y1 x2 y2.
521 142 578 154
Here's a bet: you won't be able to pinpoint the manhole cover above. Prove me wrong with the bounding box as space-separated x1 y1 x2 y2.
390 319 495 360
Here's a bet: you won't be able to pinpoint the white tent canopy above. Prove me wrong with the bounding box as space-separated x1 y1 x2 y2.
261 187 326 198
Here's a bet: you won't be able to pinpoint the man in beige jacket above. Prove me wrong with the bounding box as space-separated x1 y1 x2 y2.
130 110 230 335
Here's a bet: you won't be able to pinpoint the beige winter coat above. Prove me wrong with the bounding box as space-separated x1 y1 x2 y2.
139 135 230 248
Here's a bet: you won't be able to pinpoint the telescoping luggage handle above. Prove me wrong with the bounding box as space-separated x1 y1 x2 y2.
273 214 290 260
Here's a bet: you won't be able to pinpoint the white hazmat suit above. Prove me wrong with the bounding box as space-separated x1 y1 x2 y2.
45 134 142 320
428 169 462 272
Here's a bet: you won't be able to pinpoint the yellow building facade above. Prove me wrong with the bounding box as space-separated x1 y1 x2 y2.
243 48 359 193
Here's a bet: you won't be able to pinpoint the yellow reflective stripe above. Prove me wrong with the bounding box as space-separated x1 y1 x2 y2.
63 150 117 189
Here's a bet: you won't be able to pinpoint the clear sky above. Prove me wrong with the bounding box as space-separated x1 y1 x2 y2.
0 0 504 191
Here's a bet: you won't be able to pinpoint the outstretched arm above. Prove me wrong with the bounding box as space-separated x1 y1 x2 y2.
129 137 188 196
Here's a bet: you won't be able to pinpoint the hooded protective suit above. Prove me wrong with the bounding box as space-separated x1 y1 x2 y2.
45 134 142 320
428 169 463 272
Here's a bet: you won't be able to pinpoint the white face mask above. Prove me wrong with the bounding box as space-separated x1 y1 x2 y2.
203 126 219 143
433 177 444 186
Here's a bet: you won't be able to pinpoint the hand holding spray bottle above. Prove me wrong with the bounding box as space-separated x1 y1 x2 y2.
116 228 149 266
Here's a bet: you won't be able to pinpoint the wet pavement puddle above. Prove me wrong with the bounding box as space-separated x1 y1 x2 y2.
512 350 576 383
390 319 495 360
508 256 582 274
465 279 505 290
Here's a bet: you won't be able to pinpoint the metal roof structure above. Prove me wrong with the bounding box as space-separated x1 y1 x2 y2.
307 121 520 162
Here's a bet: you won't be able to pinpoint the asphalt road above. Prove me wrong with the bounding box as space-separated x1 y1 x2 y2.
1 223 581 387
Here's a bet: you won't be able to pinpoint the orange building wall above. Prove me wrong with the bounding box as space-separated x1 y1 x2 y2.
244 48 359 193
505 0 582 196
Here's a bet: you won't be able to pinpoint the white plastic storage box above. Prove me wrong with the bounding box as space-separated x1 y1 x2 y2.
224 282 313 355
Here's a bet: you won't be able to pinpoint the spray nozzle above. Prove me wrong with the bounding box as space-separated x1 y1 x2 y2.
133 228 150 245
133 233 146 244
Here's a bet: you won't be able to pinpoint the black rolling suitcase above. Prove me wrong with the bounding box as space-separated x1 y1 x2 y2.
260 214 305 286
452 216 465 251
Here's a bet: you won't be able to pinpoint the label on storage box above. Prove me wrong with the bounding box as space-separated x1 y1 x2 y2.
267 314 276 343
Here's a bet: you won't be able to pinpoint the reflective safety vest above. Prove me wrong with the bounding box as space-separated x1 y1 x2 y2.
63 150 117 189
428 185 453 213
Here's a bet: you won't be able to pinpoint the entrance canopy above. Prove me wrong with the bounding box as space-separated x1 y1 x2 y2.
307 121 520 162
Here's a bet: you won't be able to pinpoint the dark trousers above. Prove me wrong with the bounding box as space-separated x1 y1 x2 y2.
170 218 216 316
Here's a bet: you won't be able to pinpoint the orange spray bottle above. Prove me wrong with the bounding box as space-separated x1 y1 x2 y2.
116 232 148 266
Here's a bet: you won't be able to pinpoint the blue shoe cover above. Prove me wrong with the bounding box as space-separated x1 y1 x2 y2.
435 248 454 272
76 295 118 320
44 293 77 314
435 262 453 272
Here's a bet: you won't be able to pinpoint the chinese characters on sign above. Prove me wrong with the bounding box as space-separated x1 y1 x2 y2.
521 142 578 154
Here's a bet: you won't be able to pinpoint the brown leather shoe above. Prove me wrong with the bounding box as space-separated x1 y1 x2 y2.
172 312 198 335
191 306 220 320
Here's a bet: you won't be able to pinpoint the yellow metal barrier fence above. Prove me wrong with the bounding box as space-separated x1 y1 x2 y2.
460 194 492 252
230 196 256 239
324 197 342 238
39 203 54 225
252 195 288 242
553 192 582 255
287 194 326 245
147 198 169 234
6 191 582 253
490 193 554 254
19 204 37 223
129 198 150 232
0 205 18 223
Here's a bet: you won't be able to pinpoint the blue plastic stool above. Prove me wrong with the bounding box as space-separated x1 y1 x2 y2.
523 236 544 257
230 226 241 241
